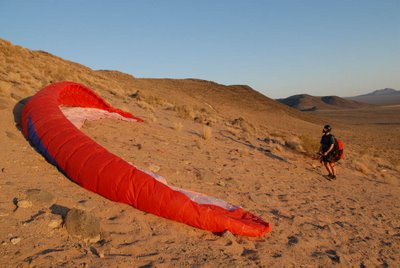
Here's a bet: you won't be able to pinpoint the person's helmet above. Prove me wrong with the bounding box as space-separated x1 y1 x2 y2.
323 124 332 133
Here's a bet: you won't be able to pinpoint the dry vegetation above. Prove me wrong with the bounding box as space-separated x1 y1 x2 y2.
0 38 399 267
299 135 320 155
173 121 183 132
202 125 212 140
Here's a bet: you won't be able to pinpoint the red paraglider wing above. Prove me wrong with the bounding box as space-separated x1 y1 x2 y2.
21 82 271 237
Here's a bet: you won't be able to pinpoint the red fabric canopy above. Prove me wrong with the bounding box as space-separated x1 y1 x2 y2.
21 82 271 237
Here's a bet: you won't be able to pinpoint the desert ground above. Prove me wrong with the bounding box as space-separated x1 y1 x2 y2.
0 39 399 267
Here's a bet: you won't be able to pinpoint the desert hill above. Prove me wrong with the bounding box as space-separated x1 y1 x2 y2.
345 88 400 105
0 38 399 267
277 94 372 111
0 38 320 133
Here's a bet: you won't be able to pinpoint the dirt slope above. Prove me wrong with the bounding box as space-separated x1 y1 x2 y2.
0 38 399 267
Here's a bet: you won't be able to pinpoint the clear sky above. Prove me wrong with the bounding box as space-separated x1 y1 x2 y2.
1 0 399 98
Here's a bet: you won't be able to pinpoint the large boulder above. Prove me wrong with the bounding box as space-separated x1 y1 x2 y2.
64 208 101 243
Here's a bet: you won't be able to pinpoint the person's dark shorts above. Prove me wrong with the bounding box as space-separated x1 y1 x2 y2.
321 152 335 163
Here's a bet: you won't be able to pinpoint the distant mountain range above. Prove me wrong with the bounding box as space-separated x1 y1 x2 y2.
278 88 400 111
345 88 400 105
277 94 372 111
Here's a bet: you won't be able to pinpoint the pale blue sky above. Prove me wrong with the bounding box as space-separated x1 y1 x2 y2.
1 0 399 98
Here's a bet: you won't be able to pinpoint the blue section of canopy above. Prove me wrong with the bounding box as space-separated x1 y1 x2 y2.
27 116 60 168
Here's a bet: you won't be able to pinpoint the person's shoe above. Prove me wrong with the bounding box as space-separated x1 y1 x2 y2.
330 175 337 180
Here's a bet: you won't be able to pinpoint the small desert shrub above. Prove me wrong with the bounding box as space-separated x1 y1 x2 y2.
162 102 175 110
136 100 154 112
353 160 370 175
175 105 194 120
193 114 205 124
193 110 217 127
285 136 305 153
262 135 286 147
231 117 255 134
239 131 251 142
269 131 286 138
107 89 119 96
129 91 141 100
271 143 283 153
202 126 212 140
300 135 320 155
144 95 164 106
352 155 376 175
231 117 244 128
148 113 157 123
174 122 183 132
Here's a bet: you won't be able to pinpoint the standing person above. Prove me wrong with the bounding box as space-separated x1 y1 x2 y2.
319 125 337 180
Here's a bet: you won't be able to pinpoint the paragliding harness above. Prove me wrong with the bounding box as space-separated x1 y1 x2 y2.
332 137 344 162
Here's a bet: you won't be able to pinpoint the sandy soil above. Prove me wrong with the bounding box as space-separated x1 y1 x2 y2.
0 93 399 267
0 39 399 267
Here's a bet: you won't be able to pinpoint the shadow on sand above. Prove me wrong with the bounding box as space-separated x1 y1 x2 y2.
12 96 31 132
219 130 288 162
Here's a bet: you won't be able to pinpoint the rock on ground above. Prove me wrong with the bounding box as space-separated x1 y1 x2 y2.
64 208 101 243
10 237 21 245
47 213 63 229
17 189 56 209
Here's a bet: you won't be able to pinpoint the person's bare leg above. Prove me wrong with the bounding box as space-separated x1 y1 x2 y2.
324 162 333 175
329 162 336 178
